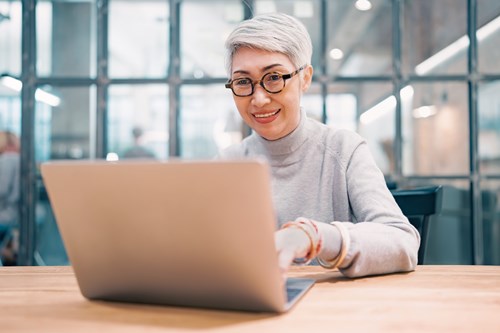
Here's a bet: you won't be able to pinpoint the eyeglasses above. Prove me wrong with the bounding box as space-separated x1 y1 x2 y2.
225 65 306 97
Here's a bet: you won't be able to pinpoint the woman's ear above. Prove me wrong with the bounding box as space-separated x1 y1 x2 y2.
301 65 314 93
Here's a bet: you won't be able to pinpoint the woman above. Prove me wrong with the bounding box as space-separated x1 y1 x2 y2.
0 130 20 226
0 131 20 265
220 13 420 278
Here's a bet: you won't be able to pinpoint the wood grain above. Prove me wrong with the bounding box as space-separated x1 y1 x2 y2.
1 265 499 333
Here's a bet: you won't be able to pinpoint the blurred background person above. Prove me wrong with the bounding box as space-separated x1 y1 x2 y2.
122 126 156 159
0 130 20 265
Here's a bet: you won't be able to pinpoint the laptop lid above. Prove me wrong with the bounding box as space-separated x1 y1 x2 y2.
40 160 314 313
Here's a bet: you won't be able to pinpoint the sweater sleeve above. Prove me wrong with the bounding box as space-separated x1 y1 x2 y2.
335 139 420 278
0 155 15 198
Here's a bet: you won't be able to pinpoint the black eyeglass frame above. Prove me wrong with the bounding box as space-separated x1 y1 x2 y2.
225 65 307 97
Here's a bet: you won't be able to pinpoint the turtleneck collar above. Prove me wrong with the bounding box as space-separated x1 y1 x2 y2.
251 108 310 159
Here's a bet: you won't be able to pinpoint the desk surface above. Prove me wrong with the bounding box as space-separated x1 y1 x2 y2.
0 265 499 332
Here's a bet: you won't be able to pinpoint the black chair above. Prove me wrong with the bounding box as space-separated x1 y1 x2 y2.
0 225 14 266
391 186 443 265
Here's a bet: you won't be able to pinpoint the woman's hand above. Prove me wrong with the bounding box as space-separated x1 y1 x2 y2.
274 226 311 279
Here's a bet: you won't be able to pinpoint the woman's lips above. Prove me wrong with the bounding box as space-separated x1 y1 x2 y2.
252 109 281 124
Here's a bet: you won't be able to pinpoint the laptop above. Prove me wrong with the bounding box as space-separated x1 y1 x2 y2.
40 159 315 313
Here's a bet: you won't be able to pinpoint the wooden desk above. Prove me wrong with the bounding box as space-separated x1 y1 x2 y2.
0 265 499 332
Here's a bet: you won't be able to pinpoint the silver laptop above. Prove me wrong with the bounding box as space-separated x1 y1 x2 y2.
40 159 314 313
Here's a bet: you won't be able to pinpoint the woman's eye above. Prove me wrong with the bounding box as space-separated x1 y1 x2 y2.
234 78 251 86
266 74 281 82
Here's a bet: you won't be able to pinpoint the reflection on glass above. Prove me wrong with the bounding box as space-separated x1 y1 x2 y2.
181 0 243 79
327 0 392 76
33 85 94 265
345 82 393 174
35 86 95 162
0 1 21 76
480 180 500 265
109 0 169 78
479 81 500 174
304 83 358 132
37 0 96 77
180 84 241 158
255 0 322 72
326 93 357 132
108 84 169 160
478 1 500 74
401 82 469 176
0 82 20 133
302 83 322 122
303 85 361 134
403 0 467 75
36 176 68 265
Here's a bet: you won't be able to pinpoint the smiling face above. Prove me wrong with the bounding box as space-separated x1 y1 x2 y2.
229 47 313 141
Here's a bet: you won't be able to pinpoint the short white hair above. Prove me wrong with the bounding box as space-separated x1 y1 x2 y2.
224 13 313 77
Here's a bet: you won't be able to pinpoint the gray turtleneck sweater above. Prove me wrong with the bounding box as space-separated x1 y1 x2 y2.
219 112 420 277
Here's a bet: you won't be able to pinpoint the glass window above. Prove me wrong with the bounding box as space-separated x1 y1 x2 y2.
403 0 467 76
10 0 500 267
0 97 21 265
401 179 473 264
35 85 95 162
0 78 21 132
302 82 322 122
180 84 240 158
181 0 243 79
109 0 169 78
107 84 169 160
401 82 469 176
36 176 68 265
479 81 500 174
481 179 500 265
328 0 392 77
37 0 97 77
0 0 21 76
478 0 500 74
326 93 357 132
349 82 394 174
254 0 322 73
35 85 95 266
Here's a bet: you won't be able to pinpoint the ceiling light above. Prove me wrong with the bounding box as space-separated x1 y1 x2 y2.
360 96 396 125
477 15 500 41
360 85 413 125
415 15 500 75
0 75 22 91
193 69 204 79
0 75 61 106
355 0 372 12
329 48 344 60
35 88 61 107
412 105 437 119
400 85 414 101
415 36 469 75
106 152 119 161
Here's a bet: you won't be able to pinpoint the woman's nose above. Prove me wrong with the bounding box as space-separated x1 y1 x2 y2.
251 85 271 107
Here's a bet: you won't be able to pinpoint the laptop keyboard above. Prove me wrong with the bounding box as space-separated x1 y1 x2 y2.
284 277 315 305
286 287 303 303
